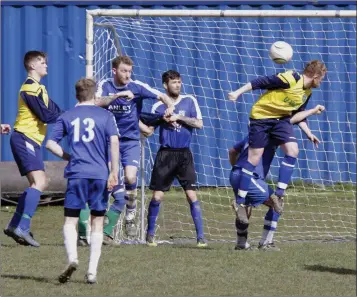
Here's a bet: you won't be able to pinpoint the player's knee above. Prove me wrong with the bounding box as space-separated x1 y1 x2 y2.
281 143 299 158
286 147 299 158
90 215 105 232
125 175 137 185
152 192 164 202
185 191 197 203
31 176 48 191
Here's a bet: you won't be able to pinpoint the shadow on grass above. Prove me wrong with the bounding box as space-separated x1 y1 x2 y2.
304 264 356 275
1 273 84 284
171 244 215 250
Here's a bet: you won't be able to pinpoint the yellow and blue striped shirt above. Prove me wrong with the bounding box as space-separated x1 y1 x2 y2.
250 70 312 120
14 77 61 145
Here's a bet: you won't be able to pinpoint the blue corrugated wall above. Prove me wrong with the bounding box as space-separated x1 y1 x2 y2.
1 3 356 186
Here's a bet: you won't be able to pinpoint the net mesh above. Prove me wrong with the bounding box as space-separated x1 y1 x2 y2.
92 14 356 243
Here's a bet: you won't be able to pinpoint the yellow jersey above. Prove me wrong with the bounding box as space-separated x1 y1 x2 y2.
14 77 61 145
250 70 312 120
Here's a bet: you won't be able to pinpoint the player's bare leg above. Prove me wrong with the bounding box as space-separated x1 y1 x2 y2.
124 165 138 237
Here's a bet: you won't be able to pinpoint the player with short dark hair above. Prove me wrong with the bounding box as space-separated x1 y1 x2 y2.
146 70 207 247
228 60 327 224
46 78 119 284
4 50 62 247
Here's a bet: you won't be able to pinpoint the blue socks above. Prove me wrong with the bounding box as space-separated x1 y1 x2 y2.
110 185 126 213
9 187 42 232
237 161 256 204
124 182 137 216
260 208 281 246
276 155 297 197
147 200 161 236
189 200 204 240
7 191 26 229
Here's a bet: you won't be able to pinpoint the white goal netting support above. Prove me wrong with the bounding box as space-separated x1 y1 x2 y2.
86 9 356 243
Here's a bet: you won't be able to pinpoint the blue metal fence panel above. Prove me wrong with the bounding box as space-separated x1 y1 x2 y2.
1 3 356 186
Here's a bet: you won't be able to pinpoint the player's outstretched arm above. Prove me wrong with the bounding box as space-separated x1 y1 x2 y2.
45 140 71 161
228 83 252 102
290 104 325 124
0 124 11 134
297 122 321 148
290 105 325 148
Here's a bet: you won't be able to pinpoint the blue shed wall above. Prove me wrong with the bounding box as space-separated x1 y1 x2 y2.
1 3 356 186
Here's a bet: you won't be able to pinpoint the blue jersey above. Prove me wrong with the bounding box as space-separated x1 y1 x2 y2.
96 78 160 140
152 95 202 149
233 137 277 180
49 105 119 180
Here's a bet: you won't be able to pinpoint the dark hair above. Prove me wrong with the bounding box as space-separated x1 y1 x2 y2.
75 78 96 102
24 51 47 71
303 60 327 77
162 70 181 84
111 56 134 69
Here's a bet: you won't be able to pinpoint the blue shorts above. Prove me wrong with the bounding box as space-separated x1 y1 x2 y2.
10 131 45 176
120 139 140 168
248 117 297 149
229 168 273 207
65 178 109 211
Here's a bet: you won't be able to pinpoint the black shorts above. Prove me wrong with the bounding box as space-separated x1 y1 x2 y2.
149 147 197 192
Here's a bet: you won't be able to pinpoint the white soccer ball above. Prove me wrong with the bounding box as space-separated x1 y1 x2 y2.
269 41 293 64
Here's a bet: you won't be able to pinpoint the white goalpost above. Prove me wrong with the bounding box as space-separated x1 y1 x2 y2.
86 9 356 244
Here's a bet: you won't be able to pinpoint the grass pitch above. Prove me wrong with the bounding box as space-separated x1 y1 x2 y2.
0 202 356 296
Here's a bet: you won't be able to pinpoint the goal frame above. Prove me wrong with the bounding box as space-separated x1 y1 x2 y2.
85 8 356 243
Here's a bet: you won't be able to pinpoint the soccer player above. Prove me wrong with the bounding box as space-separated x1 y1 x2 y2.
46 78 119 284
1 124 11 134
94 55 174 243
146 70 207 247
230 104 325 251
4 51 62 247
228 60 327 224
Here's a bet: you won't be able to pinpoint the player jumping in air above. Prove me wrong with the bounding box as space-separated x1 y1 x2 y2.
228 60 327 224
230 105 325 251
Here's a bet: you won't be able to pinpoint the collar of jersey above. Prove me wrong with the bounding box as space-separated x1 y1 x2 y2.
111 78 130 89
27 76 40 84
171 95 185 106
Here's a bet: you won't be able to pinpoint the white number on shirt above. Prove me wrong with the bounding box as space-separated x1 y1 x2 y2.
71 117 95 143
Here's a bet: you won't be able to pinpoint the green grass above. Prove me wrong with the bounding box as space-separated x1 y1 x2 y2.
1 203 356 296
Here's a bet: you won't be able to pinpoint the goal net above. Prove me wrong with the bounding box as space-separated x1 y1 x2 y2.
87 9 356 243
